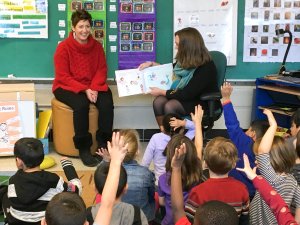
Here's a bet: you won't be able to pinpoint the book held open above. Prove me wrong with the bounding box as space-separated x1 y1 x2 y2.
115 63 173 97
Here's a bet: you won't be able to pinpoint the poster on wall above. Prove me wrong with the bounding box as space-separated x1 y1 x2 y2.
243 0 300 62
0 0 48 38
0 101 35 156
118 0 156 70
67 0 107 50
174 0 238 66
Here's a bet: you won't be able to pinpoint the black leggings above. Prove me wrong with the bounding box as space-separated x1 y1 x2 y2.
153 96 186 117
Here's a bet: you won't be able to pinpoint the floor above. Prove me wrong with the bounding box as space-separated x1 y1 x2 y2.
0 142 149 175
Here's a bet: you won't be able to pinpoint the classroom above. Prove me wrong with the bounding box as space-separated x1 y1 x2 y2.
0 0 300 224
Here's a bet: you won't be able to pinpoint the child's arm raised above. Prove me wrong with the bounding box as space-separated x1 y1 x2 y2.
237 153 298 225
191 105 203 160
171 143 187 222
258 109 277 154
94 132 128 225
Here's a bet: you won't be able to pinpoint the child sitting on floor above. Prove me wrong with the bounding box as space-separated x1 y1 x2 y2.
171 144 239 225
0 137 82 225
142 113 195 182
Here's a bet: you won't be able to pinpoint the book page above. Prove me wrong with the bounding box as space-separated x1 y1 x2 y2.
142 63 173 93
115 68 146 97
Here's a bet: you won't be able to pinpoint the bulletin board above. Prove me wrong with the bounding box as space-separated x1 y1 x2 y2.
0 0 299 80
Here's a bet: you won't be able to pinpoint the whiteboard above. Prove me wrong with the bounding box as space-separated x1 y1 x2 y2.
174 0 238 66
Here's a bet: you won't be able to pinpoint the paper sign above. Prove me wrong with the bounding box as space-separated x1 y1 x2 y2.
110 22 117 28
58 4 66 11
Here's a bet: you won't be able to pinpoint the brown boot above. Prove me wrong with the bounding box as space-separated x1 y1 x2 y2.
155 115 164 131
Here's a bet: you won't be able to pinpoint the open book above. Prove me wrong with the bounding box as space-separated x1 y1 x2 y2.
115 63 173 97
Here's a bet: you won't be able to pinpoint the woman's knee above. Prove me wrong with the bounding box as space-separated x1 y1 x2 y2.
153 96 168 115
164 99 183 114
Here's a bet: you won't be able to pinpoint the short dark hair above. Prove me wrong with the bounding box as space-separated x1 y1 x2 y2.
14 138 44 168
45 192 87 225
195 200 239 225
204 137 238 175
94 162 127 199
291 109 300 127
250 120 269 139
71 9 92 27
162 113 182 136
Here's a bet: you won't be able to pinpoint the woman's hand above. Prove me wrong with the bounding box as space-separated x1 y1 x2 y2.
149 87 166 97
85 89 98 103
138 61 159 70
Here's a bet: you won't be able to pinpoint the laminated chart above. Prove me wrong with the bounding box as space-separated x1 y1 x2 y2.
67 0 107 49
0 0 48 38
118 0 156 69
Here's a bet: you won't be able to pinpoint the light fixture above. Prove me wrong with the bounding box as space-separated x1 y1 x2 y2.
275 28 292 75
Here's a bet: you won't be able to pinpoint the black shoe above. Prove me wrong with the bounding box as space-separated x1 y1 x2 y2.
94 154 103 163
79 150 98 167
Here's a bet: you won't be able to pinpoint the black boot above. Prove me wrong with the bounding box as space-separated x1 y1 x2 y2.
79 149 98 167
96 131 112 150
73 133 98 167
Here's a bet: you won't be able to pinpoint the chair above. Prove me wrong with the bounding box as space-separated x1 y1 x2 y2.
51 98 99 156
200 51 227 133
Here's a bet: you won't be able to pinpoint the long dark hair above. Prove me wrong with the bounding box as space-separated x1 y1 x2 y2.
165 134 202 190
175 27 211 69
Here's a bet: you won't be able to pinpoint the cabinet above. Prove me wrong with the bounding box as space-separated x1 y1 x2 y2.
255 77 300 128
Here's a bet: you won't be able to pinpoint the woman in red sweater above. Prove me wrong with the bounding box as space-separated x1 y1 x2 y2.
52 10 113 167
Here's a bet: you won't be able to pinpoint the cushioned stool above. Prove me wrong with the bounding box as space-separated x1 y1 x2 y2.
51 98 98 156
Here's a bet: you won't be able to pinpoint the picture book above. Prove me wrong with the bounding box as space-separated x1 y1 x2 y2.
115 63 173 97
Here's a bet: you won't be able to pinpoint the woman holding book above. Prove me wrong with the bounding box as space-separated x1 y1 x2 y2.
139 27 219 130
52 9 114 167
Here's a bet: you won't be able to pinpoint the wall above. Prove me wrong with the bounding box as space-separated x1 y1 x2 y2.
1 0 299 79
36 82 256 130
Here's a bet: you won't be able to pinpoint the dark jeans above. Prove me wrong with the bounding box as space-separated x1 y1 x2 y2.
53 87 114 148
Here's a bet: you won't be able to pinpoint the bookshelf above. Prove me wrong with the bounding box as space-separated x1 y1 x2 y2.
255 77 300 128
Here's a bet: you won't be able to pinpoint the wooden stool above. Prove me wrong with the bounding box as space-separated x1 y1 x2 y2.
51 98 98 156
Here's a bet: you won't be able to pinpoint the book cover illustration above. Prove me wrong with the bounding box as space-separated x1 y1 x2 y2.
115 63 173 97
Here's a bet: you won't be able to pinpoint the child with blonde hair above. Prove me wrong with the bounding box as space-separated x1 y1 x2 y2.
119 129 156 223
249 109 300 225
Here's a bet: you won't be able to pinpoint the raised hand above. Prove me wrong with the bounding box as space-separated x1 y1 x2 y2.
191 105 203 159
171 143 187 169
236 153 257 180
96 148 111 162
263 109 277 127
221 82 233 101
107 132 128 165
191 104 203 125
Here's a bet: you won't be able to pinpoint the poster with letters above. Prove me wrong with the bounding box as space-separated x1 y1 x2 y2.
174 0 238 66
0 0 48 38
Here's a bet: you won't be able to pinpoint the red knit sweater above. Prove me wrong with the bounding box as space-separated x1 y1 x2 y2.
52 32 108 93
